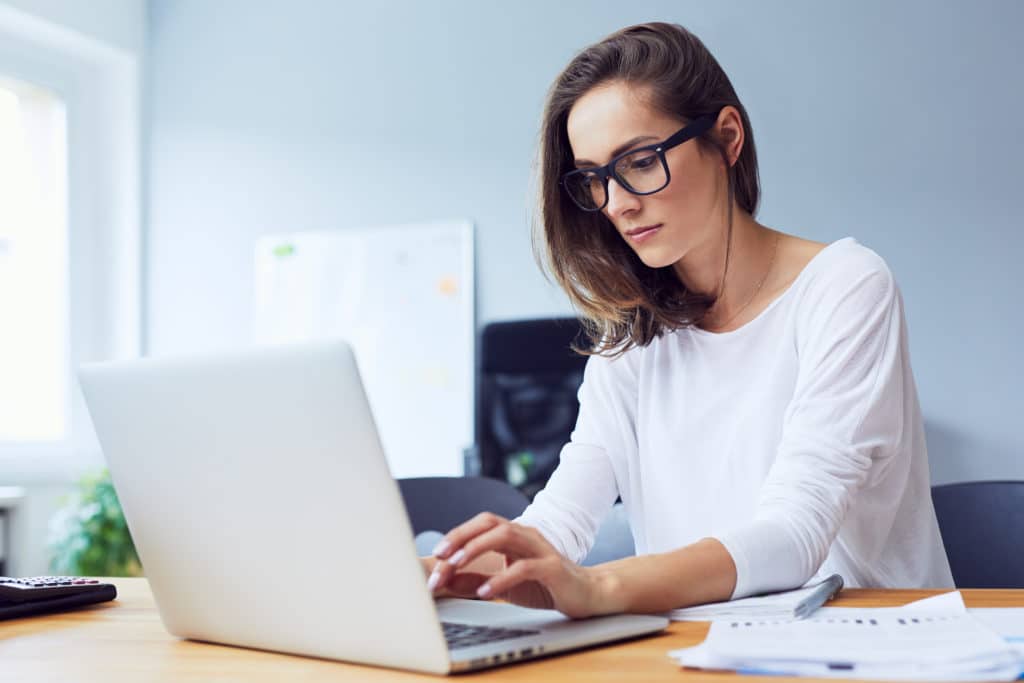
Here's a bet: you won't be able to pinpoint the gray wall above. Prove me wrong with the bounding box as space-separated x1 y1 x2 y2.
146 0 1024 485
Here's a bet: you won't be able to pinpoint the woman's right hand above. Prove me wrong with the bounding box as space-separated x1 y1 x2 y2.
420 555 497 599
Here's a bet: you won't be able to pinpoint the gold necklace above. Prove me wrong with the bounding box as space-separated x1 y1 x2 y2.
706 232 780 332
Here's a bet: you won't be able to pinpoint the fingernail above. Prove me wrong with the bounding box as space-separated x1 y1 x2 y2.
449 549 466 567
427 570 440 592
477 583 492 598
432 539 451 557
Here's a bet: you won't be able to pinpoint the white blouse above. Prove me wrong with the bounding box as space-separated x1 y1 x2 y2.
517 237 954 599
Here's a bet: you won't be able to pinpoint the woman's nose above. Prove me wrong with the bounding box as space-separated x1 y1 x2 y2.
604 178 640 218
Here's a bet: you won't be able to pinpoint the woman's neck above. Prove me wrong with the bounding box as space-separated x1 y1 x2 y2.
672 212 780 329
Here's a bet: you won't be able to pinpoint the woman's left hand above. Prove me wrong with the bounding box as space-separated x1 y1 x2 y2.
427 512 614 619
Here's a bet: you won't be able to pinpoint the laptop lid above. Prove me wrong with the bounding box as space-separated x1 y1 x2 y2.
80 340 668 674
79 340 452 674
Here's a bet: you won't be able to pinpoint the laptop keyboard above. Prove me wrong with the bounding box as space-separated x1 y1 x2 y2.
442 621 540 650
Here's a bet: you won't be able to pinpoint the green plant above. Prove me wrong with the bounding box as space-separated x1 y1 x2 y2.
48 469 142 577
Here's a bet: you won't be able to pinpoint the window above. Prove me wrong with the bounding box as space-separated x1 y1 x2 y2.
0 76 68 443
0 17 141 480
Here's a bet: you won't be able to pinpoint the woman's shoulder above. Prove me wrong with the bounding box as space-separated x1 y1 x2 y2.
783 237 901 349
781 233 890 282
783 235 896 304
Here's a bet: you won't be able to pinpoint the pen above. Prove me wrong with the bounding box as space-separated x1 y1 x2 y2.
793 574 844 619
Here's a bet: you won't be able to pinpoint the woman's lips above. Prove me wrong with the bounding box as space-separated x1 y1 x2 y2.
626 224 662 243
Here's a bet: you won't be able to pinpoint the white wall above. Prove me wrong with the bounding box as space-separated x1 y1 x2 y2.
0 0 146 576
1 0 144 53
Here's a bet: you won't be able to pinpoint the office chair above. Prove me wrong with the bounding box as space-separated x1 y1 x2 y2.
397 476 530 538
476 317 589 500
931 481 1024 588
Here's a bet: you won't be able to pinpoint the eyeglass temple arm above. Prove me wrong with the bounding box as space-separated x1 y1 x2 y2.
661 112 719 150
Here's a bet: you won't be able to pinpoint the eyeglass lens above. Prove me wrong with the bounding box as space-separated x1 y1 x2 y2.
566 148 668 210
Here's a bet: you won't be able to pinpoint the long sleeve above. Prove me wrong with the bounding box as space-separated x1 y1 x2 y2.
515 351 636 563
715 252 914 598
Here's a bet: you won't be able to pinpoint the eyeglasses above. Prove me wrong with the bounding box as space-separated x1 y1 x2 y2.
561 112 719 212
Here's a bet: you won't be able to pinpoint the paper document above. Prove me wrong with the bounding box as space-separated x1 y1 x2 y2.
669 591 1024 680
968 608 1024 656
811 588 966 618
667 574 842 622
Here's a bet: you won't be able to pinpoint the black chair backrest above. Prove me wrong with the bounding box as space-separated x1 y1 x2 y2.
476 317 589 499
931 481 1024 588
397 476 530 536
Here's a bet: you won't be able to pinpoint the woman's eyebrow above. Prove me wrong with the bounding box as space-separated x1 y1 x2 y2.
574 135 660 167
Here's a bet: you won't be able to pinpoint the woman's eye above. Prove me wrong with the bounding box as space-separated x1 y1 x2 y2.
630 155 657 170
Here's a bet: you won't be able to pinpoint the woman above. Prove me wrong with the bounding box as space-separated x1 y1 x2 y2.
425 22 953 618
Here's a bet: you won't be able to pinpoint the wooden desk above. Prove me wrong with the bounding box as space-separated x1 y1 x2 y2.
2 579 1022 682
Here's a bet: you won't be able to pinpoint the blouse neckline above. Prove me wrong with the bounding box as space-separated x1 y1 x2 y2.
688 237 857 340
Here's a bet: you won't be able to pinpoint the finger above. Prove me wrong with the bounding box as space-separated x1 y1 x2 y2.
443 571 491 599
477 557 553 599
431 512 507 560
428 558 490 597
427 558 455 593
449 522 548 571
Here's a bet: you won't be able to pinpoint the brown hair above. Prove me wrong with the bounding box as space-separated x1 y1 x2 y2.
534 22 760 356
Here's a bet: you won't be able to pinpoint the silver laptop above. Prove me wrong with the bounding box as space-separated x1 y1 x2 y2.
78 340 667 674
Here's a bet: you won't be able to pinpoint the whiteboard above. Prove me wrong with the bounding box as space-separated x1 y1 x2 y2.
252 221 474 477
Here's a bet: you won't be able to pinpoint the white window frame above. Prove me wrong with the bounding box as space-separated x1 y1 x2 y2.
0 6 141 482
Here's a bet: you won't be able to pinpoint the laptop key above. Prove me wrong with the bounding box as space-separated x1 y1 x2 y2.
441 621 541 650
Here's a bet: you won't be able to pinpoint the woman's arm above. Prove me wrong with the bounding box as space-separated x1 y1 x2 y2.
513 351 636 563
429 514 735 617
590 537 736 613
714 253 911 598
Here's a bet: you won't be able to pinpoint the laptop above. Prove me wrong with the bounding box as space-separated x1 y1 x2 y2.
78 340 668 674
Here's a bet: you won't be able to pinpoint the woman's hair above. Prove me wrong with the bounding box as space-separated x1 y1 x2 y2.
534 22 760 356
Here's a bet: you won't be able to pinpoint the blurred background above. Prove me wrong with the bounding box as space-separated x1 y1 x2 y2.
0 0 1021 577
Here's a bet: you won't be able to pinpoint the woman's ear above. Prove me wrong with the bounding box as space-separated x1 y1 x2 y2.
715 106 745 168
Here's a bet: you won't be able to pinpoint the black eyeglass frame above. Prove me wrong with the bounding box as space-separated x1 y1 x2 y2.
561 111 720 212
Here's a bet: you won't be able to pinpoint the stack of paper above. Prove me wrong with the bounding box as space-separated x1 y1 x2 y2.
669 592 1024 681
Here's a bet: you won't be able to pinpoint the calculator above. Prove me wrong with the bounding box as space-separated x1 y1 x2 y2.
0 576 117 620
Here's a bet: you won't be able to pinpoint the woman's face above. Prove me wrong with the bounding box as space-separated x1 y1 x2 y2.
566 81 728 269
